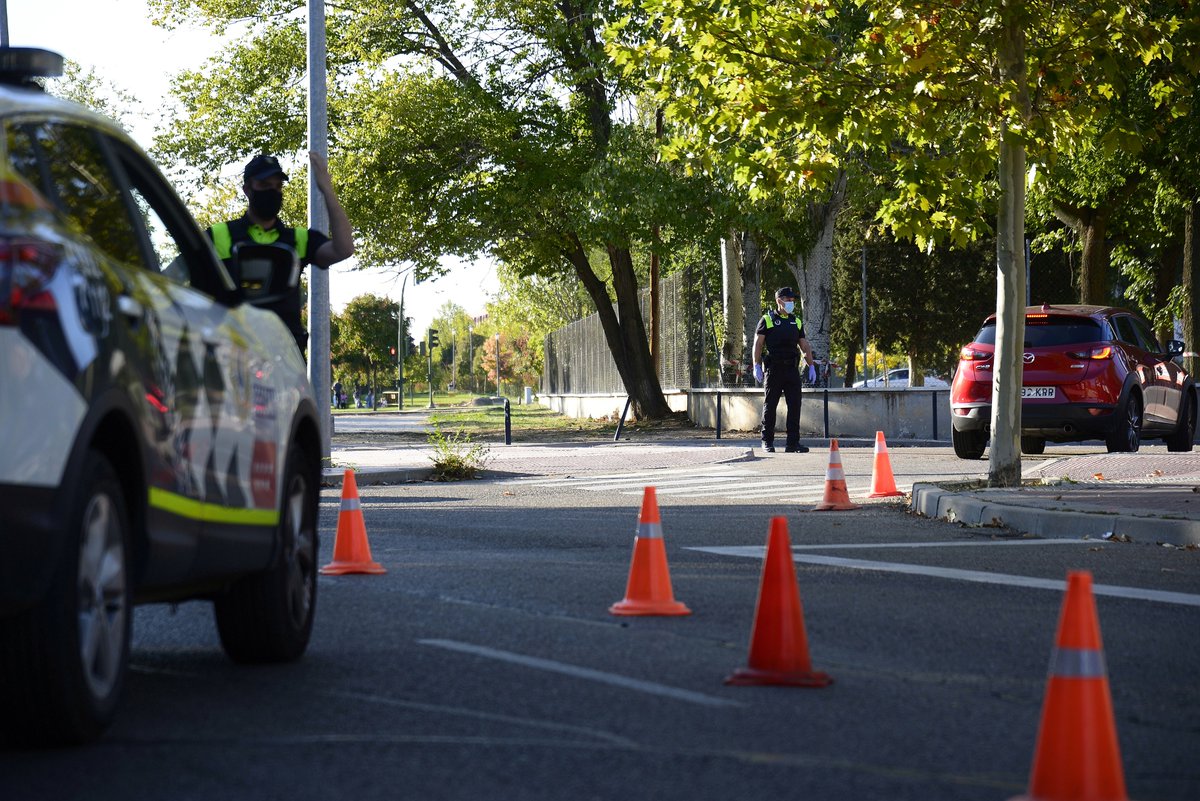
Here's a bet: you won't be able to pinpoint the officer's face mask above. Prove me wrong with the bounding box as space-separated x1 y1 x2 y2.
782 301 795 314
248 187 284 219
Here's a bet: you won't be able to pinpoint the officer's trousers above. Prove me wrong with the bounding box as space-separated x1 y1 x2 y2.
761 364 802 448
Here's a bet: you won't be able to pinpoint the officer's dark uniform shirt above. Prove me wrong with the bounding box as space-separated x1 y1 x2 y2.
756 309 805 369
206 216 330 348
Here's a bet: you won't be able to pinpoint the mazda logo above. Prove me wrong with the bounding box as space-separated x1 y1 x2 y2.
1023 353 1035 364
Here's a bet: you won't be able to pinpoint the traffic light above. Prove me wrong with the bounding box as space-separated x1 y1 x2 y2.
419 341 426 357
389 346 397 363
428 328 439 348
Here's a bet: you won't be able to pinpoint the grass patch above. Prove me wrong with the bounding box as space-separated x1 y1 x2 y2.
429 404 617 437
427 426 492 480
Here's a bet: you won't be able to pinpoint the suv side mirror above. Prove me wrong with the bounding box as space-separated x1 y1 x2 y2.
1166 339 1185 357
230 243 300 306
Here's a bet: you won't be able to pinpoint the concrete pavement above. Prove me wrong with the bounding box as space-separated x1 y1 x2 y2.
324 437 1200 548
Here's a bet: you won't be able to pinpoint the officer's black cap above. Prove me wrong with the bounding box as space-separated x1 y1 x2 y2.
244 155 288 183
775 286 796 299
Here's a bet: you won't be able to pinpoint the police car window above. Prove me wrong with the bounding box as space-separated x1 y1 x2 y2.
108 139 232 299
19 122 141 266
5 125 55 209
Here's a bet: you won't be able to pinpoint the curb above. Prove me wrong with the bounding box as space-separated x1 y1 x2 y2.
911 483 1200 547
322 465 435 487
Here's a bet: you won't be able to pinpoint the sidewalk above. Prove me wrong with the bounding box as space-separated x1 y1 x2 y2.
912 452 1200 547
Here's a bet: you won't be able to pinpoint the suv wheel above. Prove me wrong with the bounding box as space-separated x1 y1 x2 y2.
952 427 987 459
214 446 318 663
1020 436 1046 455
1106 392 1142 453
1166 391 1196 452
0 451 131 746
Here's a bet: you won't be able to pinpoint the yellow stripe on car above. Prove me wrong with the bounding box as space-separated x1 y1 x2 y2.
148 487 279 527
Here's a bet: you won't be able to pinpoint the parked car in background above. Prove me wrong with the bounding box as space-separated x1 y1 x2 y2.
0 48 323 746
852 368 950 388
949 304 1195 458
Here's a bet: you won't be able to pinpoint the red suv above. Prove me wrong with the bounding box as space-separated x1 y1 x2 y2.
950 304 1195 458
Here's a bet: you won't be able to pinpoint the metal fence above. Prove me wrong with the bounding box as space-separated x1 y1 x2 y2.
542 267 707 394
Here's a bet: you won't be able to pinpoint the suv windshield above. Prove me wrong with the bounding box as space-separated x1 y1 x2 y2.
974 317 1106 347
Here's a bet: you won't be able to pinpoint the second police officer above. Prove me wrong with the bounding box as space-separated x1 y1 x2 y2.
752 287 816 453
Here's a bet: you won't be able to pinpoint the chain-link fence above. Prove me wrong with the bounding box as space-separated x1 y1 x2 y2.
543 267 709 394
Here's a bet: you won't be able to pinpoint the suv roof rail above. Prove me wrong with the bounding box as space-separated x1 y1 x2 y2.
0 47 65 87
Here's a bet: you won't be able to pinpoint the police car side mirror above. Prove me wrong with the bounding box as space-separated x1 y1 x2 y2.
230 242 300 306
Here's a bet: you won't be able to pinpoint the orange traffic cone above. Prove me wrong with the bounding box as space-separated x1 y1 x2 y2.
726 517 832 687
320 469 386 575
609 487 691 616
813 439 860 511
868 430 903 498
1009 571 1129 801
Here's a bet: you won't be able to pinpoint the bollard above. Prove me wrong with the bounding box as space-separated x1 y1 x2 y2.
504 398 512 445
715 391 722 440
931 389 939 440
822 388 829 439
614 396 632 442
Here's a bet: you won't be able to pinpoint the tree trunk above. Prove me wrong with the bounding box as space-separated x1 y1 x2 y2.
1076 215 1110 304
1156 242 1182 344
740 233 764 385
1184 201 1198 378
787 171 848 364
721 234 744 385
907 354 924 387
989 7 1029 488
563 238 671 420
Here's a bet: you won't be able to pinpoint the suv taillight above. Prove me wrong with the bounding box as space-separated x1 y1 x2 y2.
959 346 992 361
0 238 62 325
1067 345 1113 360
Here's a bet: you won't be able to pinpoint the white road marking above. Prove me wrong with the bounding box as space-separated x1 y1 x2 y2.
507 466 755 486
418 639 743 708
689 546 1200 608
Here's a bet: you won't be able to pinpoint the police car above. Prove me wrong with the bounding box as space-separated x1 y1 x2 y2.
0 48 323 746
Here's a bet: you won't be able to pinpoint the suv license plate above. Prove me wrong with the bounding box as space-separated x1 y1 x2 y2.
1022 387 1056 399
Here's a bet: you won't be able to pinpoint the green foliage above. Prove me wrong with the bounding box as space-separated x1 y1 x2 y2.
43 60 142 129
617 0 1197 251
426 425 492 480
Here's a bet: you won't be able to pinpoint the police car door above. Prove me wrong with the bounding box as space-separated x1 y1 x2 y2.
108 138 274 574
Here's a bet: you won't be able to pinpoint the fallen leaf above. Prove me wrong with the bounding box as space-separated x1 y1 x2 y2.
1093 473 1105 480
503 491 515 496
1147 469 1164 477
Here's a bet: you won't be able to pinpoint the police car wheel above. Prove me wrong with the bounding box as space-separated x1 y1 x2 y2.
0 451 131 746
214 446 318 664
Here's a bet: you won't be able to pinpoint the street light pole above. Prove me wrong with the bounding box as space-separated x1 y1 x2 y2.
397 274 407 409
861 244 868 386
468 324 474 394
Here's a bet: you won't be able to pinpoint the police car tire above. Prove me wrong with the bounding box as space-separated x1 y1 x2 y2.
0 451 131 747
214 445 318 664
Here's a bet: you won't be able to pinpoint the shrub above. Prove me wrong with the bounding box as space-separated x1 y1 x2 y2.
427 425 492 480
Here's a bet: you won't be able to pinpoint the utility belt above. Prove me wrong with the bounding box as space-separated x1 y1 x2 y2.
764 354 798 369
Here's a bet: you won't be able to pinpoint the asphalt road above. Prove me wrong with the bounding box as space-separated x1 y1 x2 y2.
3 449 1198 801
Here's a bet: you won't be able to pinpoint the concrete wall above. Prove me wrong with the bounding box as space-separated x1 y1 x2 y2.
538 391 689 422
539 387 952 440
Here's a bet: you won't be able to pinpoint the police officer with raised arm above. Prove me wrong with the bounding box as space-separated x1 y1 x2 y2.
752 287 816 453
207 153 354 358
